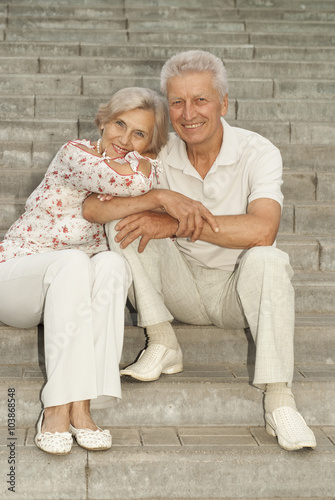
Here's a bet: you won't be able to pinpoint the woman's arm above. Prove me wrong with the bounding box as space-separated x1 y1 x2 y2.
82 188 219 240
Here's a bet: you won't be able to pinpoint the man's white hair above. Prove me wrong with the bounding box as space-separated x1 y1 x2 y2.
160 50 228 102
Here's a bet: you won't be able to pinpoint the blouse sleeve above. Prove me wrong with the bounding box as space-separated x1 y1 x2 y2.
56 142 158 194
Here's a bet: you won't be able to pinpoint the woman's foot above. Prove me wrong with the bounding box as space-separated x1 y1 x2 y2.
42 404 71 433
69 400 98 430
69 400 112 451
35 405 72 455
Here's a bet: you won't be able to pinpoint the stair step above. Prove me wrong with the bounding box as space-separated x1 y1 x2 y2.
0 73 334 101
4 28 128 44
239 0 335 9
1 363 334 427
7 17 126 30
0 432 333 499
255 46 335 61
11 5 335 23
16 58 333 79
1 313 334 371
0 119 78 142
250 32 335 46
0 74 274 100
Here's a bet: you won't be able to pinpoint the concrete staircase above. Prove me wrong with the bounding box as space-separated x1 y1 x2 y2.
1 0 335 498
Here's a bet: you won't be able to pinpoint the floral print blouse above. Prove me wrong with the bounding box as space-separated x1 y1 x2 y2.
0 140 159 263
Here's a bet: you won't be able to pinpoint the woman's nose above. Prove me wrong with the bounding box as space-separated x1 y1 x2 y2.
119 131 131 145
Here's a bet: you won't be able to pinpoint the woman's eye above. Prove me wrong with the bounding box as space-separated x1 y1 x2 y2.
116 120 125 127
135 131 145 138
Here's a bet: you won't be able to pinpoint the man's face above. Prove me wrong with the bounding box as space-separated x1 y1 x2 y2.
167 71 228 149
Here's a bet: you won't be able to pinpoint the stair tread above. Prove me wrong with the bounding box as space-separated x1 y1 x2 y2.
0 427 334 499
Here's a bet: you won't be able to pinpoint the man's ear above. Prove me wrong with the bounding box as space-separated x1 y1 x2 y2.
221 94 229 117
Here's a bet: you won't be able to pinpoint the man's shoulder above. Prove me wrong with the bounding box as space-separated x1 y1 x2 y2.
232 123 278 152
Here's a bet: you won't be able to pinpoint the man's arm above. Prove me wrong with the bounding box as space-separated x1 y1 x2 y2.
199 198 281 248
114 197 281 253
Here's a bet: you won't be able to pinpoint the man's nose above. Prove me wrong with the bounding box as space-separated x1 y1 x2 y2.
183 101 196 121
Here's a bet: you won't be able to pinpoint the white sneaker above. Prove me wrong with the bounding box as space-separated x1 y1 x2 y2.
120 344 183 382
265 406 316 451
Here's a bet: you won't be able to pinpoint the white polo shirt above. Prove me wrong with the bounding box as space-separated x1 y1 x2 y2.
157 118 283 272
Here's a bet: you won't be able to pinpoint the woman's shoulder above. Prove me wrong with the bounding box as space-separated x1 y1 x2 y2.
66 139 95 151
56 139 97 160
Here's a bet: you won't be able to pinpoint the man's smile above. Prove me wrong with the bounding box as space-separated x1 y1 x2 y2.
182 122 205 129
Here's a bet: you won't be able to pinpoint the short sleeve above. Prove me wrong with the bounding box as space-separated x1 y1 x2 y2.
247 141 284 208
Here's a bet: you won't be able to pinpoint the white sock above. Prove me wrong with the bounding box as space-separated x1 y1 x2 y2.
146 321 179 350
264 383 297 413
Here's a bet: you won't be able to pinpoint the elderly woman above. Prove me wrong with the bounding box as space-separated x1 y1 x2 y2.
0 87 168 455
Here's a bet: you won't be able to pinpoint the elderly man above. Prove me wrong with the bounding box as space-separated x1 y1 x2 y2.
83 50 316 451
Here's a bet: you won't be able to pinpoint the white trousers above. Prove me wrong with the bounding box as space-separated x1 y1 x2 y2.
106 222 295 386
0 249 132 408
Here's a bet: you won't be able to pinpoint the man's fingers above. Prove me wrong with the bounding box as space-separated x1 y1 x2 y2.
189 214 204 242
137 235 150 253
202 207 219 234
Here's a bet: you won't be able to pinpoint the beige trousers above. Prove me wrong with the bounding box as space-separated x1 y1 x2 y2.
106 222 295 386
0 249 132 408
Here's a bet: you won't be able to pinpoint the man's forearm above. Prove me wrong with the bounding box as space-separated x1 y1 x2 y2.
199 214 274 249
199 199 281 249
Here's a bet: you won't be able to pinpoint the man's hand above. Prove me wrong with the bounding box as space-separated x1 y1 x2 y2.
114 211 179 253
157 190 219 242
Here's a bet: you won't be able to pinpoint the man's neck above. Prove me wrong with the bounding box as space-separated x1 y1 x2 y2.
186 130 223 180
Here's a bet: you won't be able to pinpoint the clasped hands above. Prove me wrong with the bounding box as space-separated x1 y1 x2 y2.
98 190 219 253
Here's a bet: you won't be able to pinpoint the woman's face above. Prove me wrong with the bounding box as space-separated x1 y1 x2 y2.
100 108 155 157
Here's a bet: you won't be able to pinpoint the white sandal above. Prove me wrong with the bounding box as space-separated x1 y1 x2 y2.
35 410 73 455
70 424 112 451
265 406 316 451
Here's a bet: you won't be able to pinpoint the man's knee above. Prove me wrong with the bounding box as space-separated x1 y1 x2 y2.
239 246 293 278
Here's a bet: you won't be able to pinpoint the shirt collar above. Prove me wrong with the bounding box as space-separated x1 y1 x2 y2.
166 118 239 178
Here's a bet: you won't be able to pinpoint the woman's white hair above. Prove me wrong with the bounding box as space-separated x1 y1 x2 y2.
160 50 228 102
94 87 169 154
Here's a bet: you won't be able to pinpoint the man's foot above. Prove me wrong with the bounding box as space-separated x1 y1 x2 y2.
265 406 316 451
120 344 183 381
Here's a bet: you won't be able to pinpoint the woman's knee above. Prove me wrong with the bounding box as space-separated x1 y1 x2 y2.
46 249 93 282
92 251 132 287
